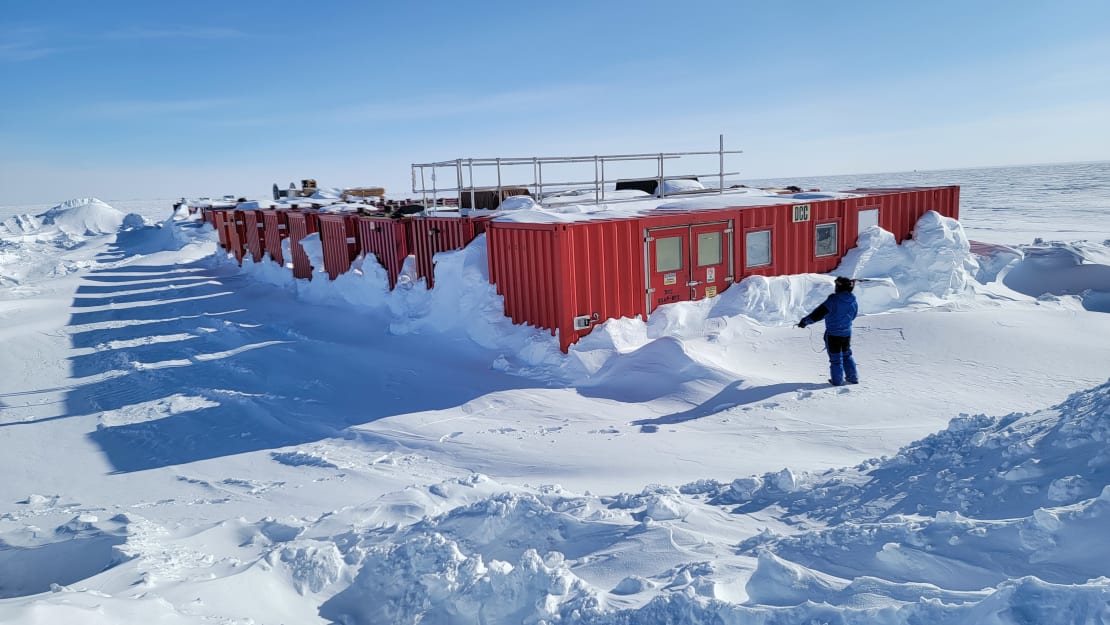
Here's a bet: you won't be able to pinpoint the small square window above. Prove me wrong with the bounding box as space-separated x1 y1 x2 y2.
815 223 838 257
656 237 683 272
745 230 771 267
697 232 722 267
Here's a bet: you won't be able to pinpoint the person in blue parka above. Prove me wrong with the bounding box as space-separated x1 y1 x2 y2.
797 276 859 386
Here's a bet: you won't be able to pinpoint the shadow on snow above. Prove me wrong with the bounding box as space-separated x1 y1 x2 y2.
67 238 536 473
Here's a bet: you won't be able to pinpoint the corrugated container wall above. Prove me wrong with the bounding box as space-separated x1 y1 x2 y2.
260 210 288 265
285 211 319 280
487 219 645 353
243 210 265 263
316 214 360 280
409 216 492 288
225 210 247 265
355 217 411 290
212 210 230 250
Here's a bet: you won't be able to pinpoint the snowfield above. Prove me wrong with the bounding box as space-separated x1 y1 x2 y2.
1 163 1109 624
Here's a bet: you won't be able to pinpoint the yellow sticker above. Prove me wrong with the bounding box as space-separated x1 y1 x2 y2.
705 286 718 297
663 273 677 286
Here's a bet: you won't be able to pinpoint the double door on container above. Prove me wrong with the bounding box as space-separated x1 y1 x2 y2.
645 221 732 313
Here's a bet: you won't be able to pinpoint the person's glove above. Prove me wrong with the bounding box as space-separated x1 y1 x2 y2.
797 319 808 328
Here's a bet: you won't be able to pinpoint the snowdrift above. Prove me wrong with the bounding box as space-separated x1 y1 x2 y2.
0 182 1108 625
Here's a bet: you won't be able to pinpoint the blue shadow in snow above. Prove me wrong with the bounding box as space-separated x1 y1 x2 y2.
632 381 824 432
69 253 537 473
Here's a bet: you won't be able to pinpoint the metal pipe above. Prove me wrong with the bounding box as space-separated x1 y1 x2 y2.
719 134 725 195
468 159 475 212
593 156 599 204
420 166 427 209
455 160 464 214
600 158 606 202
658 153 664 198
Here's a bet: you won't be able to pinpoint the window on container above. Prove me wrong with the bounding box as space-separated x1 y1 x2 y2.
656 236 683 272
696 232 722 266
815 222 838 257
745 230 771 267
858 208 879 234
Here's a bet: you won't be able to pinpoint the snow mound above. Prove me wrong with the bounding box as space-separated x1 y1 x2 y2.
0 214 43 237
37 198 130 236
290 380 1110 624
661 178 705 194
495 195 539 211
728 379 1110 595
1002 241 1110 306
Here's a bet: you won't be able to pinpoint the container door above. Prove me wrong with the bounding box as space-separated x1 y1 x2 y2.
646 226 690 312
690 221 732 300
858 208 879 238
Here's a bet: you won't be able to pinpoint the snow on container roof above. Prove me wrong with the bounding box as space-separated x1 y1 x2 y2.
491 188 866 224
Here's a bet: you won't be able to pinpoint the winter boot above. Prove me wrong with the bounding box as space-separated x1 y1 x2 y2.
843 348 859 384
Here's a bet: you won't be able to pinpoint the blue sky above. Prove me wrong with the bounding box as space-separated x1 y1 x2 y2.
2 0 1108 204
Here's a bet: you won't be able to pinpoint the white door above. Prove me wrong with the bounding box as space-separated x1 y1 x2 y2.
858 208 879 235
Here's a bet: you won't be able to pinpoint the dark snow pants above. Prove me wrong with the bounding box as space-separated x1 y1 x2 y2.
825 334 859 385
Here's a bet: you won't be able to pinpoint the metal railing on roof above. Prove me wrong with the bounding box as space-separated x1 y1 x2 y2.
411 135 744 212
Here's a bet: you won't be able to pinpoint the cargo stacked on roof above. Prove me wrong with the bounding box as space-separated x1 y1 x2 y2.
188 140 960 352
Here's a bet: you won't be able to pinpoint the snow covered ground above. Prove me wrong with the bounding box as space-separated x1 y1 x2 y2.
0 161 1108 624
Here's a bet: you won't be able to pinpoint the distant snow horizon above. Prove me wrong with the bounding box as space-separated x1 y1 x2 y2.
2 158 1109 211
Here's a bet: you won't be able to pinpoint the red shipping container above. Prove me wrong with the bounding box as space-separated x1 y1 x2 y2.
285 211 320 280
355 216 411 290
242 209 265 263
487 186 959 352
224 210 248 266
316 213 361 280
409 215 493 288
260 209 289 265
212 209 230 250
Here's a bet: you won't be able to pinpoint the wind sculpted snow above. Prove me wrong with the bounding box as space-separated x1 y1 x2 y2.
0 182 1108 624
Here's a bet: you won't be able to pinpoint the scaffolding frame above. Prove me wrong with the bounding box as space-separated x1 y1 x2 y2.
411 135 745 212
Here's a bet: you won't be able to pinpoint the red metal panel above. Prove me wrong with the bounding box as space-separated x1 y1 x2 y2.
225 210 247 265
242 210 265 263
851 186 960 243
260 210 288 265
558 219 648 352
736 205 780 280
410 216 494 288
355 217 411 290
285 211 319 280
316 214 360 280
212 209 229 250
484 222 562 339
425 216 648 352
809 199 843 275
